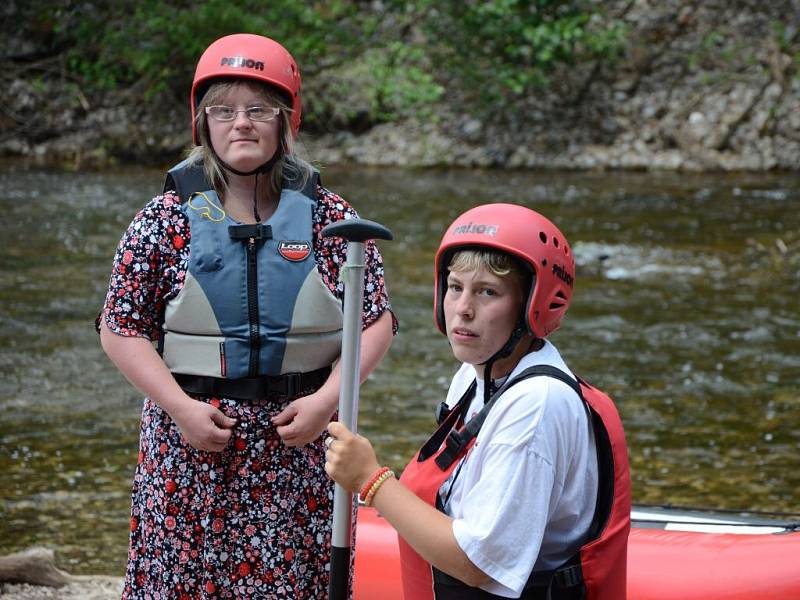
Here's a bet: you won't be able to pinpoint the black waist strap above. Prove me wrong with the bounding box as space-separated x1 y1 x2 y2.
432 561 584 600
173 366 331 401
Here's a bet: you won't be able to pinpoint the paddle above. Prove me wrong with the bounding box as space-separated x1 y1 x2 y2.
321 217 393 600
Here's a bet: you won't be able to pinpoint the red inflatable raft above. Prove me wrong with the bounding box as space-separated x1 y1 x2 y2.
352 504 800 599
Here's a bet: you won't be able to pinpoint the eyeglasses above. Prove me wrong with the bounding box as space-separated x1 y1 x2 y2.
205 105 281 122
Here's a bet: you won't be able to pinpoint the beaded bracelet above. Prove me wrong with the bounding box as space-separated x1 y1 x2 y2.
363 469 395 506
359 466 390 502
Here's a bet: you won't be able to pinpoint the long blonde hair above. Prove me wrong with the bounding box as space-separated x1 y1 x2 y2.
187 79 314 199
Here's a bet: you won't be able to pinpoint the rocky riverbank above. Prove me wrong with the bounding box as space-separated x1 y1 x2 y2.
0 579 123 600
307 1 800 172
3 2 799 172
0 547 122 600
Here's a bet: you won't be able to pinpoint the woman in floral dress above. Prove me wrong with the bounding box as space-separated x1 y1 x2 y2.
97 33 394 598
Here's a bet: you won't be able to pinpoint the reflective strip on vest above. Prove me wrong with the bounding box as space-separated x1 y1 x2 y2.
160 187 343 378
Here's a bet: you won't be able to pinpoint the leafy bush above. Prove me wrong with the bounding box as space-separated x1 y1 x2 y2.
412 0 627 105
54 0 349 99
16 1 626 128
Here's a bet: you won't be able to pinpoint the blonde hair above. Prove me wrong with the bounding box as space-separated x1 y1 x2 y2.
448 249 531 293
187 80 314 199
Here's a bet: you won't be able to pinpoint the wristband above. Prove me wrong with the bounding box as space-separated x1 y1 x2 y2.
363 469 395 506
359 466 390 502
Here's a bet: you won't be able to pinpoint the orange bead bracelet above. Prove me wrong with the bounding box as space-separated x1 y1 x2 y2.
363 469 395 506
359 466 391 503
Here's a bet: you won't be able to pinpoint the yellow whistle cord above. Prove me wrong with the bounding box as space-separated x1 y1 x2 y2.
187 192 226 222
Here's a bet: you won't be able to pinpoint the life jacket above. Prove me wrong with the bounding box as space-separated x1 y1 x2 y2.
158 160 343 399
398 365 631 600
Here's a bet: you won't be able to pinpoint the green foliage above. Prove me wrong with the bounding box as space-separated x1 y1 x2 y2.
411 0 627 104
344 43 445 122
55 0 355 100
25 0 626 127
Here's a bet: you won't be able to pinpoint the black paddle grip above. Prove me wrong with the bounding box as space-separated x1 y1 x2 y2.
321 218 393 243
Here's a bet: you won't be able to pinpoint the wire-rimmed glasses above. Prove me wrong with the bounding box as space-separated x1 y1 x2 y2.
205 105 280 122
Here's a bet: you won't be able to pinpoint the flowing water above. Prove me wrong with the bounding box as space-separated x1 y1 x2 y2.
0 161 798 575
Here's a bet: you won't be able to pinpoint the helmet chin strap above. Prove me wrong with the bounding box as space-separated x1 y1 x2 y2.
215 147 282 222
480 320 528 408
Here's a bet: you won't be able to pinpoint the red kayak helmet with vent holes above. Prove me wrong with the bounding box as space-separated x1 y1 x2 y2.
190 33 303 143
434 203 576 339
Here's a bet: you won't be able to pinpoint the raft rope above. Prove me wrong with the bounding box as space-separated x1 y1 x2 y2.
633 503 800 532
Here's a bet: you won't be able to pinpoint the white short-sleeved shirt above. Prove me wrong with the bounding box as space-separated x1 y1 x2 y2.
439 340 598 598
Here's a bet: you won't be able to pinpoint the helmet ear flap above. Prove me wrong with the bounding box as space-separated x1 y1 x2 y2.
522 270 538 335
433 248 453 335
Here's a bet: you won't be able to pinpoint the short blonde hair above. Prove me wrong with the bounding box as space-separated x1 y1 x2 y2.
187 80 313 198
448 249 531 295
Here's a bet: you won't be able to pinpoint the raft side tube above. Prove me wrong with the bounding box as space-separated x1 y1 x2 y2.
353 506 800 600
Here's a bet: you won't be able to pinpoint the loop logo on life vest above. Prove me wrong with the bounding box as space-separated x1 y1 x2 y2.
278 240 311 262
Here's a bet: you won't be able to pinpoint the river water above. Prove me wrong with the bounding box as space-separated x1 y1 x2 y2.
0 162 798 575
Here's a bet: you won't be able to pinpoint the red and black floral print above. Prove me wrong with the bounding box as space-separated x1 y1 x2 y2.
124 392 336 599
100 187 393 598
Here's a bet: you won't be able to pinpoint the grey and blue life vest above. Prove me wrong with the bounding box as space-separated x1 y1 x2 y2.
159 160 343 394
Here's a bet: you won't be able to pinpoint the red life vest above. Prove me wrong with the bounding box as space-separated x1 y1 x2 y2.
397 365 631 600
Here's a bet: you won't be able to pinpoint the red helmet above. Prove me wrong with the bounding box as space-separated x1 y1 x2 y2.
434 203 575 338
190 33 303 143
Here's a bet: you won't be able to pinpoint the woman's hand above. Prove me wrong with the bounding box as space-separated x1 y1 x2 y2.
324 421 381 493
171 398 238 452
272 391 336 447
272 311 394 448
99 322 237 452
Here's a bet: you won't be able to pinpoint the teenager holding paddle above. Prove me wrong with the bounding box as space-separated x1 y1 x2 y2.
326 203 630 599
97 33 393 598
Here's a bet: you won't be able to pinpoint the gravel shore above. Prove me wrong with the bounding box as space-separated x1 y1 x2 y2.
0 578 123 599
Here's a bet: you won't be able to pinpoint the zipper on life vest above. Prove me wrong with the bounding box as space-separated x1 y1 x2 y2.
246 236 260 376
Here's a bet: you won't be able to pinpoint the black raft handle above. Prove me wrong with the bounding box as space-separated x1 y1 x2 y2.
321 218 393 243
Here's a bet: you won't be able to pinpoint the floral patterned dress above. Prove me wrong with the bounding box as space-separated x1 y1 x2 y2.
100 186 393 599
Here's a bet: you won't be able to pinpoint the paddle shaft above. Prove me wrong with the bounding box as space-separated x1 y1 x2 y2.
329 239 366 599
322 218 393 600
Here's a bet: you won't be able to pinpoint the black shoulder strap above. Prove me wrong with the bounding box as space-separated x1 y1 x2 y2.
298 169 320 198
283 166 320 200
163 160 211 204
435 365 582 470
510 367 615 549
419 380 477 463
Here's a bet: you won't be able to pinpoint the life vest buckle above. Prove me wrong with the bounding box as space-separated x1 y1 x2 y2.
434 401 452 425
445 430 466 453
284 372 302 397
554 563 583 588
434 430 468 470
228 223 273 240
